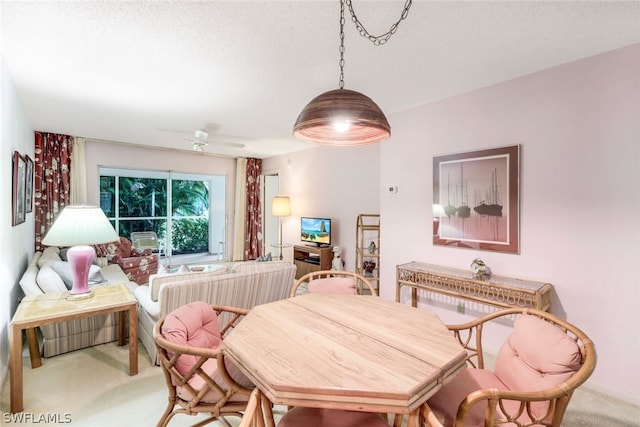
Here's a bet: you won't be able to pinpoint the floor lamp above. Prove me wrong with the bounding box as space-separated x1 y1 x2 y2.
272 196 291 260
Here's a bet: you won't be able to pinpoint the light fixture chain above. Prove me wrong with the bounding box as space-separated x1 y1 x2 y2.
346 0 412 46
339 0 346 89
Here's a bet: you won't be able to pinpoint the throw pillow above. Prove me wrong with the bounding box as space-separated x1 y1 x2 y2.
255 252 272 262
36 265 67 293
37 246 61 268
51 261 107 290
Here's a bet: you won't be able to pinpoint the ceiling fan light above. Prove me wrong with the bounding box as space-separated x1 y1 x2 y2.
293 89 391 146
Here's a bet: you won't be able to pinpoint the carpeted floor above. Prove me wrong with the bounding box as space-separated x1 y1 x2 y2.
1 342 638 426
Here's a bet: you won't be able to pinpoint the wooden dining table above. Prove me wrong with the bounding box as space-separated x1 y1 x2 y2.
224 293 467 427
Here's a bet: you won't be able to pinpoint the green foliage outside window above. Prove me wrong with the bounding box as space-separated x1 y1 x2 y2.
172 218 209 254
100 175 211 255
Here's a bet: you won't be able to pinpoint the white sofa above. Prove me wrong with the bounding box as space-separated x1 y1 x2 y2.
18 246 138 357
134 260 296 363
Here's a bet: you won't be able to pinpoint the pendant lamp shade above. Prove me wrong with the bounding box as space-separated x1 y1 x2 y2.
293 89 391 146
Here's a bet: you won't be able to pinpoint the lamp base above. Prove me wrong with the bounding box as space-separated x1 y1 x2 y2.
66 245 97 301
66 289 95 301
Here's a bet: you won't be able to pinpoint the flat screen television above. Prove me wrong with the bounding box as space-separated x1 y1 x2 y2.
300 217 331 247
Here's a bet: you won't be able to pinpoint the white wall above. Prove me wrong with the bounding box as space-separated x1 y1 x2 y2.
381 44 639 401
263 144 380 271
0 58 35 384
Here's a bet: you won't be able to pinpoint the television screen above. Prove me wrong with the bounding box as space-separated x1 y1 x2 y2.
300 217 331 247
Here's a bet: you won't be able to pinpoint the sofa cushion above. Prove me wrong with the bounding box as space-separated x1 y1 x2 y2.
51 261 107 289
38 246 61 268
19 252 43 296
232 260 291 274
149 265 228 302
36 265 67 293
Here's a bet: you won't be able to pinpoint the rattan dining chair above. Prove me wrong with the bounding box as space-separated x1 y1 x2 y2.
281 270 388 426
395 307 597 427
154 301 254 427
289 270 377 297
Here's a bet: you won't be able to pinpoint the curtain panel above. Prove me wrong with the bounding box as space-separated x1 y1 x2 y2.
244 158 263 260
34 132 73 251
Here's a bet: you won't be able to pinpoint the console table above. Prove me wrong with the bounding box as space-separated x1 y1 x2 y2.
396 262 553 312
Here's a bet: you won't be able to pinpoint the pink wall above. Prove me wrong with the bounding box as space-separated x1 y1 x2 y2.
381 44 640 400
263 144 380 271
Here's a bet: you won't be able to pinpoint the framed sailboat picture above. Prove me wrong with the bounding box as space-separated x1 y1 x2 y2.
433 145 520 254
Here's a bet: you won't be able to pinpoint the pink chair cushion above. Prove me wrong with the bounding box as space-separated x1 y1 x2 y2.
308 277 356 295
428 314 583 426
494 315 582 392
427 368 509 427
162 301 253 403
278 407 389 427
162 301 222 375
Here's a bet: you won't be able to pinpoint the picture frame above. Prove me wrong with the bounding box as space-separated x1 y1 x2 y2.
12 151 27 226
25 154 34 213
433 145 520 254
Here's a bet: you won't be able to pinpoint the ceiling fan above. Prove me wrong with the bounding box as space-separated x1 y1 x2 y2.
187 129 246 152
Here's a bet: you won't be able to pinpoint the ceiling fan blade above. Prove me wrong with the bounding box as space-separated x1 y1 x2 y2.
210 140 245 148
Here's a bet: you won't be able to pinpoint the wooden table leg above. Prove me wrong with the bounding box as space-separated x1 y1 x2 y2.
411 287 418 307
10 325 24 413
118 311 126 346
25 328 42 368
407 408 420 427
128 305 138 375
260 392 276 427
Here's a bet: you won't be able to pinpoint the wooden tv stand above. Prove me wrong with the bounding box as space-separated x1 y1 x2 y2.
293 245 333 279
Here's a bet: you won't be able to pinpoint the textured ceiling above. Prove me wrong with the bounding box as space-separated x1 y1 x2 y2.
2 1 639 158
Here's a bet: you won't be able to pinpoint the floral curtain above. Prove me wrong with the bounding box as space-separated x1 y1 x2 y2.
34 132 73 251
244 158 263 260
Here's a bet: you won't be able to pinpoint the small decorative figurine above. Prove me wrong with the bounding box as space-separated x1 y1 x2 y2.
470 258 491 280
363 260 377 275
368 241 377 254
331 246 344 271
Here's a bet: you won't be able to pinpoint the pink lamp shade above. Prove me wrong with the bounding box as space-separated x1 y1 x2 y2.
41 206 118 300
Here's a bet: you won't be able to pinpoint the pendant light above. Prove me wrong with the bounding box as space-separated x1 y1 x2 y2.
293 0 412 146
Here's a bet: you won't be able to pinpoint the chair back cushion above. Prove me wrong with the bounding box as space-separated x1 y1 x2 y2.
308 277 356 295
161 301 222 375
161 301 253 403
494 314 582 393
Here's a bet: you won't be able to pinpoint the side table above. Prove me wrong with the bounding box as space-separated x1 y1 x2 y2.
10 283 138 413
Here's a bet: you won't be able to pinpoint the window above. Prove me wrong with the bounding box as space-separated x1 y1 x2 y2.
99 168 226 260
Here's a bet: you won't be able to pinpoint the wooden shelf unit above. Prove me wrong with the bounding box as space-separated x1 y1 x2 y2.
355 214 380 292
396 262 553 312
293 245 334 279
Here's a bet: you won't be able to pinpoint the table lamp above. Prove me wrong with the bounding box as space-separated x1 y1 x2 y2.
42 206 118 300
271 196 291 260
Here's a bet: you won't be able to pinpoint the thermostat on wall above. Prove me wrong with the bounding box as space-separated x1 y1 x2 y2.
387 185 398 194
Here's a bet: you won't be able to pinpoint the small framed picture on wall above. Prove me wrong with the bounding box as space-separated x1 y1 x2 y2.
12 151 26 226
25 154 34 213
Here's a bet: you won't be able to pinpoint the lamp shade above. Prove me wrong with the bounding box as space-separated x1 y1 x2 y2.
293 89 391 146
272 196 291 217
42 206 118 247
